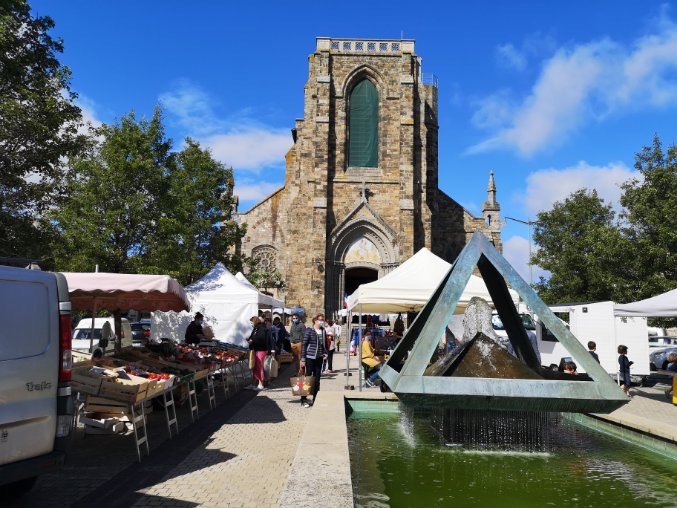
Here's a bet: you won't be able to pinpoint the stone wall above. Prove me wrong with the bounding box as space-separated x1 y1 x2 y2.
237 38 501 318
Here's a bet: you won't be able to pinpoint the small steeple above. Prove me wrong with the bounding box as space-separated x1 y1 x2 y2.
482 171 500 229
484 171 498 208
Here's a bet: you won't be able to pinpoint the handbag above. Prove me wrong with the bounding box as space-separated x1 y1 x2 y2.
248 349 256 369
290 369 315 397
264 355 279 379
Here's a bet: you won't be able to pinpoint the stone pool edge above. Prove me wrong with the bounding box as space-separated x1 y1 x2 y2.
279 391 397 508
279 392 675 508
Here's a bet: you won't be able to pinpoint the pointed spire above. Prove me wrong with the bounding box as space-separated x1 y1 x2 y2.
483 171 500 211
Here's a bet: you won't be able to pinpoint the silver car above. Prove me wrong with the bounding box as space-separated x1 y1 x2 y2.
649 346 677 371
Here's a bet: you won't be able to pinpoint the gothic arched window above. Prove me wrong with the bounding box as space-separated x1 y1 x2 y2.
348 79 378 167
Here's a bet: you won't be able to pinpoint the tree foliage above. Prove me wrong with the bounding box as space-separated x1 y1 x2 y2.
0 0 85 260
532 190 630 304
143 138 245 285
51 109 170 273
619 135 677 300
532 136 677 306
51 109 246 283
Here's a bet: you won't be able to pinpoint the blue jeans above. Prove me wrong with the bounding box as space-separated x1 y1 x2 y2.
365 363 381 383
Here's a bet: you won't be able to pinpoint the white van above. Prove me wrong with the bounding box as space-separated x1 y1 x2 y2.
0 265 73 494
72 317 133 355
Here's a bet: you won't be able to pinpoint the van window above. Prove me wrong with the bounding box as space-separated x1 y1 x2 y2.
491 314 536 331
0 280 50 360
74 329 102 341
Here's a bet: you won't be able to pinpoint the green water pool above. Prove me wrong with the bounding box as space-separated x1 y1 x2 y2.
348 409 677 508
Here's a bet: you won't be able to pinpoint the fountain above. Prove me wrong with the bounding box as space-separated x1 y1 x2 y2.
347 233 676 506
379 232 629 414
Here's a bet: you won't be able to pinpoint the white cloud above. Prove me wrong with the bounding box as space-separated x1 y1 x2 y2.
203 129 291 172
160 81 292 172
496 43 527 71
503 235 550 285
159 82 224 136
471 90 515 130
75 94 103 134
234 181 284 205
520 160 639 216
469 17 677 156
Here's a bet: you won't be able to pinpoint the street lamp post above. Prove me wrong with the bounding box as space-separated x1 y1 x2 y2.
505 216 535 286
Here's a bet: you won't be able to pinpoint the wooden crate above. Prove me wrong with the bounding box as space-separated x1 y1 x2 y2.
71 367 104 395
145 375 175 399
85 395 128 414
99 374 155 403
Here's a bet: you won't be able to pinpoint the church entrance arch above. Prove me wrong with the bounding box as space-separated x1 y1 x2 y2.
327 220 399 315
344 266 378 296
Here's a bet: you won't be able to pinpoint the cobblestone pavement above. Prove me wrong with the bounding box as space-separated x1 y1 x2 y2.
7 349 672 507
131 366 308 508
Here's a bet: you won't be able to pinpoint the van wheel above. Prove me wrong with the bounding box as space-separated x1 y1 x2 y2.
2 477 37 497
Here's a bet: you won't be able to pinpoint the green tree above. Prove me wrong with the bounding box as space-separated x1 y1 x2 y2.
51 108 170 272
619 135 677 301
0 0 85 261
531 189 630 304
144 138 245 285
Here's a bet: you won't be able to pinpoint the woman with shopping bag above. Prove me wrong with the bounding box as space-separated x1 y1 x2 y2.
298 314 327 408
247 316 274 391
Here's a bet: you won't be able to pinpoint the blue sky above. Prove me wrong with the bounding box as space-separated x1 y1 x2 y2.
32 1 677 282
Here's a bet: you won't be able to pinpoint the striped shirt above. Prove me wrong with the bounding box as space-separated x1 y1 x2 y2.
302 326 326 360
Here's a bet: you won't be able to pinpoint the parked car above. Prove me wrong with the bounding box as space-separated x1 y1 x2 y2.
0 265 73 495
648 336 677 348
130 320 151 347
649 346 677 371
72 317 133 356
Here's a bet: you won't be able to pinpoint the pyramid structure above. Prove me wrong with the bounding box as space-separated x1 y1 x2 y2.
380 232 629 413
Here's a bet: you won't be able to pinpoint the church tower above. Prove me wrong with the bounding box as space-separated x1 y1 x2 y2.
237 38 500 318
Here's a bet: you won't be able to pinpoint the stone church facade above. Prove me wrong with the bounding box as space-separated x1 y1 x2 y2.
235 37 501 318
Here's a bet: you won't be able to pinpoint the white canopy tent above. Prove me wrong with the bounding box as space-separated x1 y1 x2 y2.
614 288 677 317
345 247 519 392
152 263 282 347
235 271 290 315
345 247 518 313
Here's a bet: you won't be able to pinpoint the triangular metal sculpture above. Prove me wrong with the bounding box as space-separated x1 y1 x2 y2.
380 232 628 413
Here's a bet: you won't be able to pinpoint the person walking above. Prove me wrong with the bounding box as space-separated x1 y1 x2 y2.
289 312 305 373
618 344 633 397
588 341 600 363
273 316 290 353
247 316 274 391
323 319 338 373
300 314 327 408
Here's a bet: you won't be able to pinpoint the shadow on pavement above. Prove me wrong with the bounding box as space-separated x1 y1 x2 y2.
69 388 255 508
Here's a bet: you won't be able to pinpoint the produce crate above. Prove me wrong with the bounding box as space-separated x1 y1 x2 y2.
71 366 104 395
99 374 155 403
85 395 129 414
145 375 175 399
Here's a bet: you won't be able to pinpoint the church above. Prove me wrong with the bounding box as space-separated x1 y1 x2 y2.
235 37 502 318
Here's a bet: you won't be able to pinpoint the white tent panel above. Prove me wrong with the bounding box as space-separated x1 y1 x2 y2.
614 288 677 317
346 247 518 313
152 263 282 347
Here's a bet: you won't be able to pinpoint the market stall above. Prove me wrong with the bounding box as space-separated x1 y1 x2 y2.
64 272 213 460
152 263 283 347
